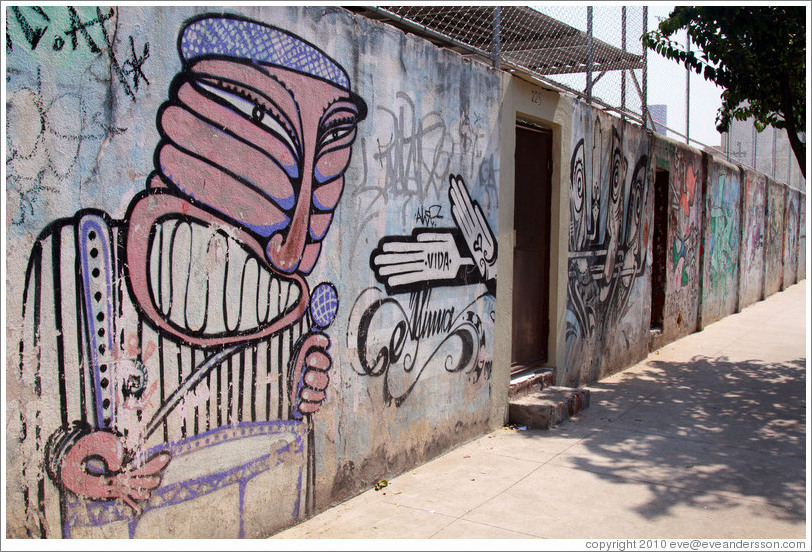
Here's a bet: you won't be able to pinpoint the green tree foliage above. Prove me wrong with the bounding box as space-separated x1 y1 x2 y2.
642 6 806 177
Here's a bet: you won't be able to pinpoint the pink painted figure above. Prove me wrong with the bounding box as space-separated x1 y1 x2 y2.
18 15 365 537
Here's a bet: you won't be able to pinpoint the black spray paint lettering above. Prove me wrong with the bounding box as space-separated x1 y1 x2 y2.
7 7 150 101
349 288 486 407
426 250 452 271
374 92 452 203
415 204 444 227
6 68 127 227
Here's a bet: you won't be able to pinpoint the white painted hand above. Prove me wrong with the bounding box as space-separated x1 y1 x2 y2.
371 232 474 289
449 174 497 281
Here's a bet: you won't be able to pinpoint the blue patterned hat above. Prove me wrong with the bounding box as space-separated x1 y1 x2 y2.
179 14 350 90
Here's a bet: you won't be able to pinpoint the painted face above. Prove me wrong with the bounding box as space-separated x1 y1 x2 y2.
127 57 365 346
158 58 363 275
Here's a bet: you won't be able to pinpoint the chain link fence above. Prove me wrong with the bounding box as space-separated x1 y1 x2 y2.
364 5 804 190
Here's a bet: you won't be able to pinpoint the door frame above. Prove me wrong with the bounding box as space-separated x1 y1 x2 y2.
491 76 571 428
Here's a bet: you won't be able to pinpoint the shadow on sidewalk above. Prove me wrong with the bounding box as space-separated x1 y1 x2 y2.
527 355 805 523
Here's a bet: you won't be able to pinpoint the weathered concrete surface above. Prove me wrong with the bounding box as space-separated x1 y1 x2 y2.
798 196 807 282
508 386 590 429
739 169 767 309
764 179 786 297
782 189 800 289
273 282 806 539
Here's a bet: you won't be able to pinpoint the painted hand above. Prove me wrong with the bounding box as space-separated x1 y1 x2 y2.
59 430 171 513
449 174 497 281
290 332 332 418
371 231 474 290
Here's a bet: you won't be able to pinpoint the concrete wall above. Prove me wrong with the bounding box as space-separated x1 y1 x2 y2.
798 196 807 282
698 154 742 329
782 189 800 289
5 6 500 538
739 169 768 309
564 101 654 385
650 138 704 350
764 179 786 297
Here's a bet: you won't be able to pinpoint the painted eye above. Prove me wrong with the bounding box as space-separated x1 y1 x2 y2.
320 118 356 149
197 80 297 154
318 103 360 151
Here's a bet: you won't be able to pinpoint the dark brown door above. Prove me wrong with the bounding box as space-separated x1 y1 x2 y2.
650 169 669 331
511 125 552 370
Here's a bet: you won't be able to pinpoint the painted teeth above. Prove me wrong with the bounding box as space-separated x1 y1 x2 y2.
148 219 300 334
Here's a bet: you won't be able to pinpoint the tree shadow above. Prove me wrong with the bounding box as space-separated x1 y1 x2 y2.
524 355 806 526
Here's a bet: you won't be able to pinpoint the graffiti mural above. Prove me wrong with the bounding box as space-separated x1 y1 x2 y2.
347 174 495 407
12 13 366 538
739 171 767 308
651 145 704 344
700 161 741 325
798 197 807 282
566 109 652 385
671 159 700 290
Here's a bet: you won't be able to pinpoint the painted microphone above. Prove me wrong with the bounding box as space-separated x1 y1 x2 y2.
309 282 338 330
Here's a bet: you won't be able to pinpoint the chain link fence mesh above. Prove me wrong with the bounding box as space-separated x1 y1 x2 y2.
369 5 804 190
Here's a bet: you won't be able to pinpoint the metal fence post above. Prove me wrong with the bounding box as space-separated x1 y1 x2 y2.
642 6 648 130
586 6 593 104
752 125 757 169
686 35 691 144
492 6 501 69
621 6 627 123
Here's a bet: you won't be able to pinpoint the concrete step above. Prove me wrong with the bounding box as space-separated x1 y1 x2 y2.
508 367 555 399
508 386 591 430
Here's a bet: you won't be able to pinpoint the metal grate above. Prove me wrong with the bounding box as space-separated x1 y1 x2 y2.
353 5 648 124
348 5 803 189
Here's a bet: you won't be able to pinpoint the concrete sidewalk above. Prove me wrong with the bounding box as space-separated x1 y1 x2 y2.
273 282 808 540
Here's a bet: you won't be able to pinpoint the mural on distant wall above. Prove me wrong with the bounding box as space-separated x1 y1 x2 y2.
346 174 496 407
783 191 799 287
658 147 703 338
765 181 785 296
670 157 700 290
705 170 740 290
566 114 651 384
11 12 366 538
739 172 767 307
701 164 741 323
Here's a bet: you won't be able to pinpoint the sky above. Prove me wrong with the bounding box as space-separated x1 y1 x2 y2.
529 2 726 148
645 4 725 147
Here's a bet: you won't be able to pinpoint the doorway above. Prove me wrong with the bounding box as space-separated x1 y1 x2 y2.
511 124 552 372
650 169 669 331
